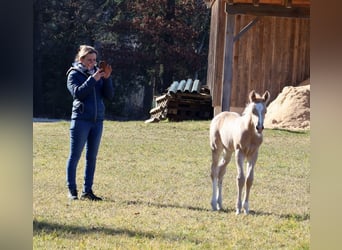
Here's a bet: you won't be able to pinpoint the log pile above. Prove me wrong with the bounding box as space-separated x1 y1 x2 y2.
145 79 213 123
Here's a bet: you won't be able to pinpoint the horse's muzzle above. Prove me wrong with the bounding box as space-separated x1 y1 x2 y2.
256 125 264 133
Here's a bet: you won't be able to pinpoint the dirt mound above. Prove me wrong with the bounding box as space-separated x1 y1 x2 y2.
264 81 310 130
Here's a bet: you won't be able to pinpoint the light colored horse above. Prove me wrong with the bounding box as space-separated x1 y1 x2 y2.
209 90 270 214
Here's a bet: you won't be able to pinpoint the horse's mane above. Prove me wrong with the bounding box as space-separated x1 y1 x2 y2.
242 102 254 116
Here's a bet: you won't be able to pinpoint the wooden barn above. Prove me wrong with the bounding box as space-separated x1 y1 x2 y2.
203 0 310 115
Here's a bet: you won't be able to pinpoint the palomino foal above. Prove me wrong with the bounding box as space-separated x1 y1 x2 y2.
209 90 270 214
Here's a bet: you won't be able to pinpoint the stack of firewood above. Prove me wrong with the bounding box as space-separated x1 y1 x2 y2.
145 79 213 123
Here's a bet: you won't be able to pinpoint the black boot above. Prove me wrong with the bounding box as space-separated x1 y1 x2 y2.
80 190 102 201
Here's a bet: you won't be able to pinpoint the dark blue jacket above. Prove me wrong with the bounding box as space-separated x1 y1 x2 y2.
66 63 114 121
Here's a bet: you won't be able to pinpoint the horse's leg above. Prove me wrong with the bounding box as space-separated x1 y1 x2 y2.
235 149 245 215
210 147 221 211
243 151 258 214
217 150 232 210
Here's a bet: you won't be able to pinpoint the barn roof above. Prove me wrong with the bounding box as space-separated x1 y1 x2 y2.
204 0 310 18
204 0 311 8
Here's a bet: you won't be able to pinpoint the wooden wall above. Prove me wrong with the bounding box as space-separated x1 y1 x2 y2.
230 15 310 107
206 0 310 110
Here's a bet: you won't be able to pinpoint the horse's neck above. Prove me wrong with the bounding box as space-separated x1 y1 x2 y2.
241 111 258 135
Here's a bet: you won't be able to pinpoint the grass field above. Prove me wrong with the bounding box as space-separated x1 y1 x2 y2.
33 120 309 249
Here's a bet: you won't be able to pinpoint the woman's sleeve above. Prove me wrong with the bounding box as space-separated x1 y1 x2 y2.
67 71 97 100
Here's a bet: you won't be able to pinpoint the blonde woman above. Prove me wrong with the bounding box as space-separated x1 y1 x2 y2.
65 45 114 201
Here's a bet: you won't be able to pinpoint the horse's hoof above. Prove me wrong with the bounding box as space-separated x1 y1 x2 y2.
243 202 249 214
211 202 218 211
212 205 222 211
235 209 241 215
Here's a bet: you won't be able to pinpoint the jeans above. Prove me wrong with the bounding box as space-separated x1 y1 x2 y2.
66 119 103 193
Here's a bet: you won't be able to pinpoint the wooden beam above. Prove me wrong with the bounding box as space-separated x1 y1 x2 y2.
226 3 310 18
203 0 216 8
253 0 259 7
221 14 235 112
234 17 260 42
285 0 293 8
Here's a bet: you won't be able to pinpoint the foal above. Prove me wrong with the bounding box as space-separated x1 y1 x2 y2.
209 90 270 214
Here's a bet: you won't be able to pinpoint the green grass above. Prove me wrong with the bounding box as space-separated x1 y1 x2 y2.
33 120 309 249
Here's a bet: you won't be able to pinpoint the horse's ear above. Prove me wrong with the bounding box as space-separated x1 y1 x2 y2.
249 90 257 102
262 90 271 104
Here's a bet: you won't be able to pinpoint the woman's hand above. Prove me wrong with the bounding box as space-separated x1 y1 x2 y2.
103 64 112 79
92 69 105 81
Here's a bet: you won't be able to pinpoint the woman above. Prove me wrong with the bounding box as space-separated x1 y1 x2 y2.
65 45 114 201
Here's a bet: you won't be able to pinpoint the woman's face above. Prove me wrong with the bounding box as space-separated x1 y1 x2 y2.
80 53 97 70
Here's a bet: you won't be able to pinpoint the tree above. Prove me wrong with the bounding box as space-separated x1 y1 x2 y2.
130 0 210 94
33 0 210 119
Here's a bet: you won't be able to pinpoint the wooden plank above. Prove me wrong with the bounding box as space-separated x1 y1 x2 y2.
206 2 217 101
203 0 217 8
291 18 299 83
263 17 272 94
297 18 304 82
207 0 226 108
258 17 265 92
253 0 260 7
245 15 252 94
301 18 310 81
231 14 241 107
291 0 310 6
226 0 310 6
156 94 168 103
286 17 295 86
237 15 248 106
269 16 277 95
226 3 310 18
253 15 262 92
304 18 310 80
280 17 290 86
214 1 227 106
222 14 235 111
274 17 281 93
217 0 311 8
284 0 292 8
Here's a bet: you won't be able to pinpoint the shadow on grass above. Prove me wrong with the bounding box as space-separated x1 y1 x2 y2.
124 200 310 221
244 210 310 221
33 219 201 244
279 213 310 221
125 200 214 212
269 128 309 134
124 200 251 214
33 219 152 238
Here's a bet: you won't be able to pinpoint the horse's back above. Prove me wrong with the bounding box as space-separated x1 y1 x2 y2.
210 111 240 129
